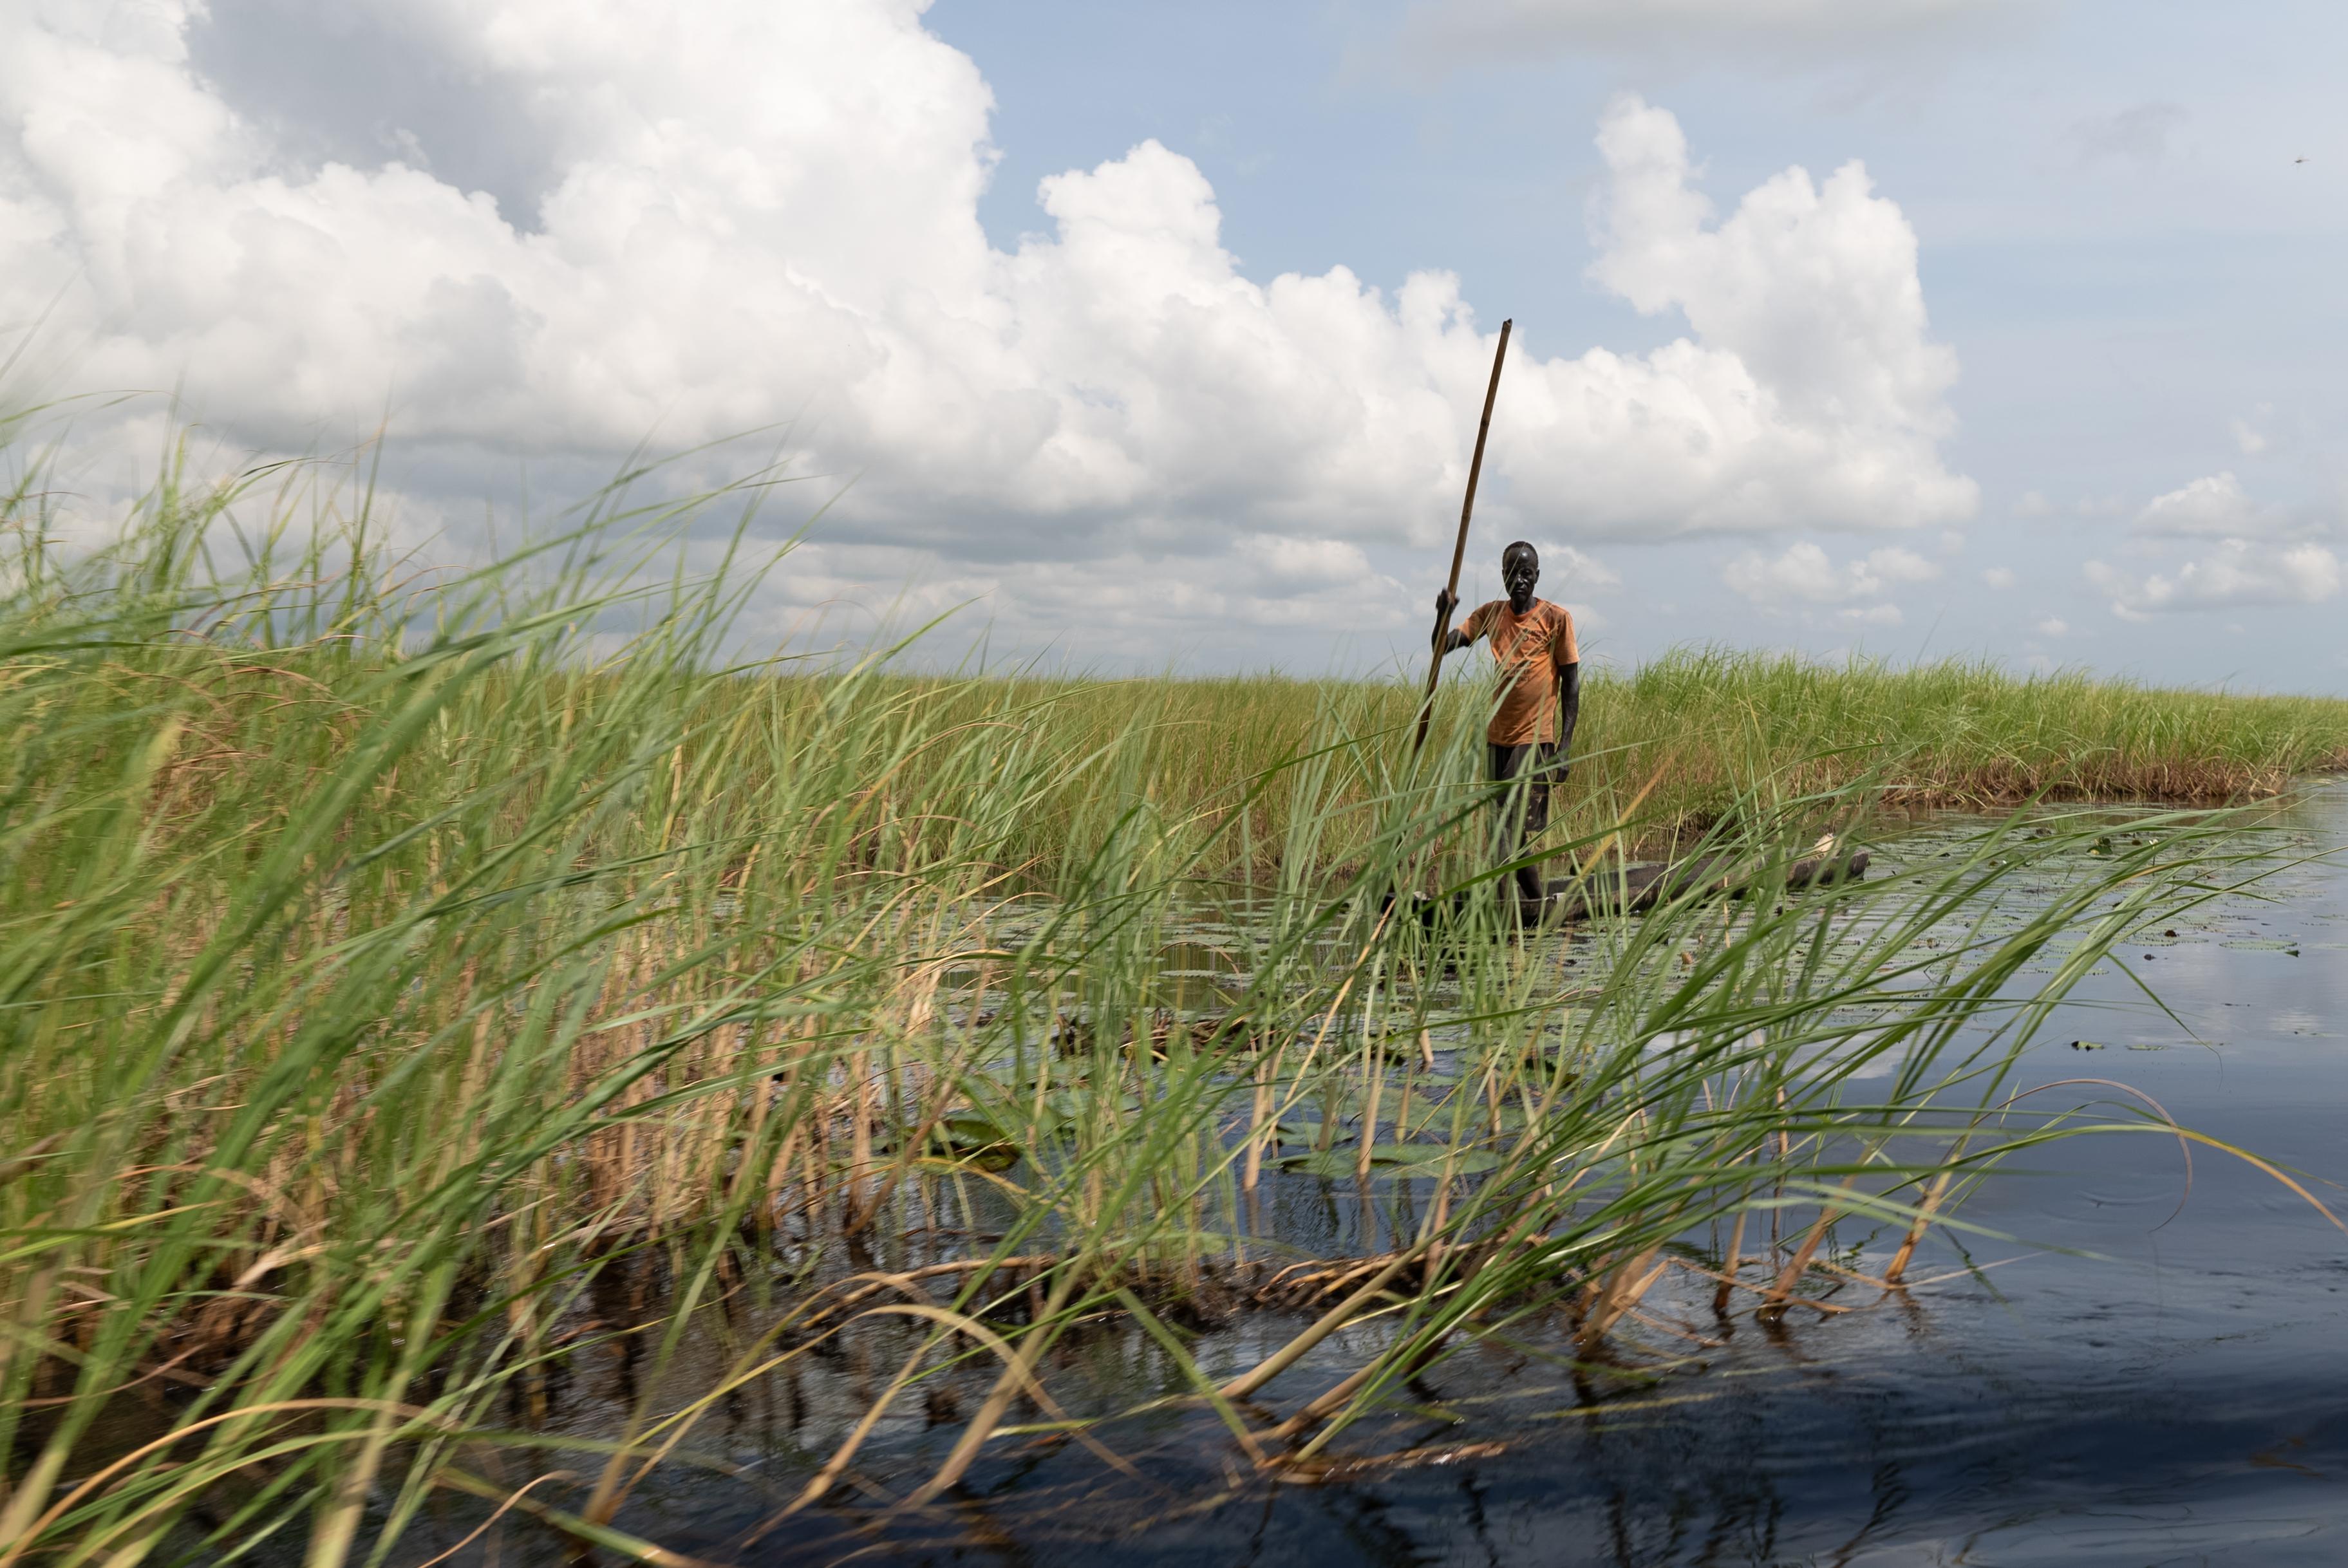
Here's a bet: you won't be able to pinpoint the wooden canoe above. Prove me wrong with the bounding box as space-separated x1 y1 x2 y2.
1543 848 1870 920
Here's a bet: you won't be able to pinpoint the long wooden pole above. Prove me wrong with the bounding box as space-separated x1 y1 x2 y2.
1414 317 1513 755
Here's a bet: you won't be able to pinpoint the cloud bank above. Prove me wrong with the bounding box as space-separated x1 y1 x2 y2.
2084 470 2342 617
1 1 1976 654
2089 541 2342 617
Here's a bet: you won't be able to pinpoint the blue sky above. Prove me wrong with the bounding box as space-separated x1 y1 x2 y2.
5 0 2343 687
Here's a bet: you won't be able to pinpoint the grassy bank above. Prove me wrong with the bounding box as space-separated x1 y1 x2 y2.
0 462 2329 1563
874 655 2348 871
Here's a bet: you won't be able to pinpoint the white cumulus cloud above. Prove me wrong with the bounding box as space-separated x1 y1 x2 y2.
1572 97 1973 537
2132 472 2274 537
1 3 1975 659
1545 545 1621 591
1723 541 1940 609
2087 540 2343 617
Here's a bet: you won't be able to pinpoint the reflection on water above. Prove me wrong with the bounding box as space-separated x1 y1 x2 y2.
464 786 2348 1565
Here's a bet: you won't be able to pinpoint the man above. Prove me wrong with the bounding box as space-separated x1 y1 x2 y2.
1434 541 1581 912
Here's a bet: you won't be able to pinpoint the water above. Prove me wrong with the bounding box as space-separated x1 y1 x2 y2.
455 786 2348 1566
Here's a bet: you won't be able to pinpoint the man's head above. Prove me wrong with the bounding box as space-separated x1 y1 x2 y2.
1501 541 1539 613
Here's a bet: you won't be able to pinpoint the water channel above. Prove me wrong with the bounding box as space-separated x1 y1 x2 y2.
462 783 2348 1566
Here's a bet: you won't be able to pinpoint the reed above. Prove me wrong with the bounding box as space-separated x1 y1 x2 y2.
0 444 2325 1563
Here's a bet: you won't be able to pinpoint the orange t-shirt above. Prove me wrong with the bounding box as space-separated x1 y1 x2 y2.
1461 598 1579 745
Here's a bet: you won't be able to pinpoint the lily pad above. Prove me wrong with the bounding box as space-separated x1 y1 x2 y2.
911 1113 1024 1171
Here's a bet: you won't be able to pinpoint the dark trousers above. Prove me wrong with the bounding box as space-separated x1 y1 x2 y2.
1489 742 1559 906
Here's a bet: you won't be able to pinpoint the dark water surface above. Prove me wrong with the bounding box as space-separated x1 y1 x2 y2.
495 787 2348 1567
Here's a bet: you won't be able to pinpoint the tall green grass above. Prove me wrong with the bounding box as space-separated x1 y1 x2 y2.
858 653 2348 875
0 448 2328 1563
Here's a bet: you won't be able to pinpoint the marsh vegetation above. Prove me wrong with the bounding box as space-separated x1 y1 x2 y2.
3 455 2342 1563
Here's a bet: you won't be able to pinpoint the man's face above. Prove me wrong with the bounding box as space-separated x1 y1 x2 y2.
1503 548 1539 611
